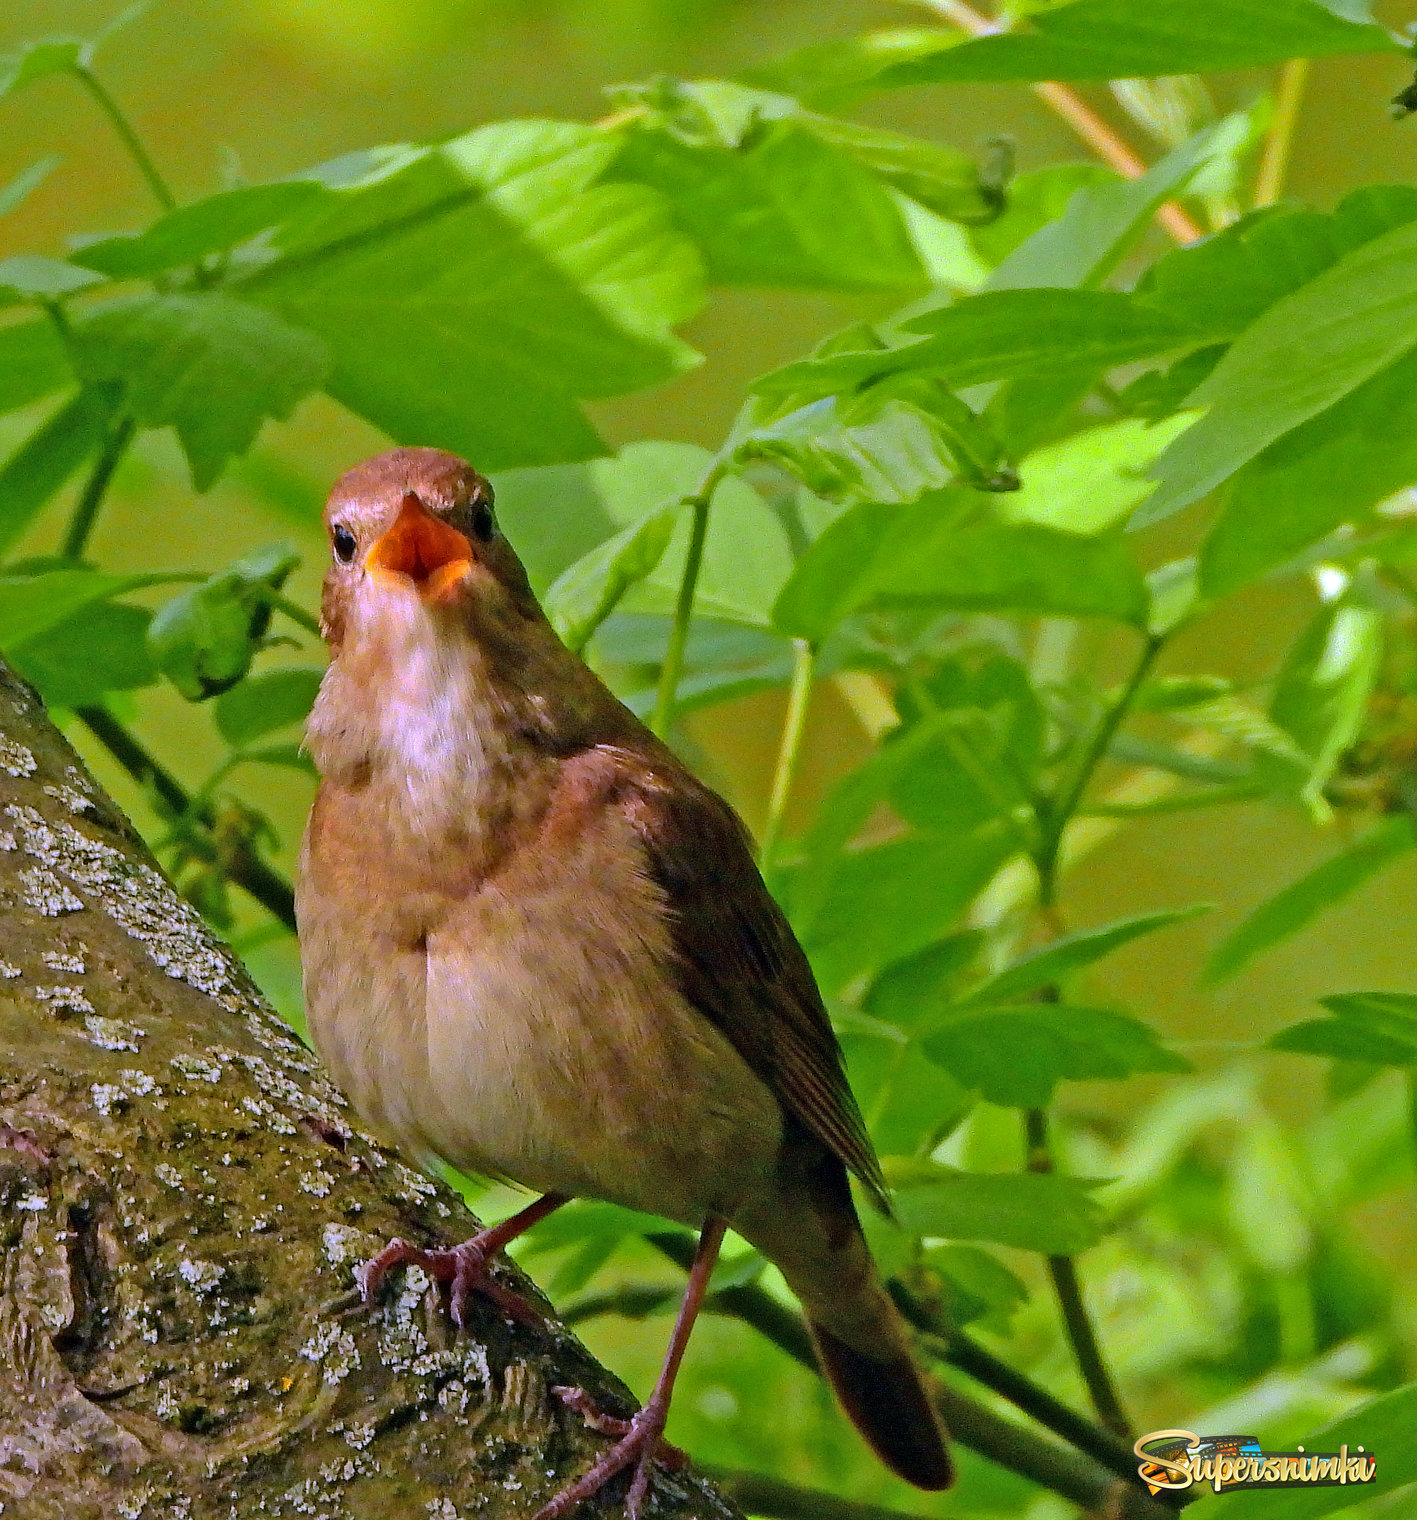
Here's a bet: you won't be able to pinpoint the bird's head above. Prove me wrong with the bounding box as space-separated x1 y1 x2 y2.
319 447 536 653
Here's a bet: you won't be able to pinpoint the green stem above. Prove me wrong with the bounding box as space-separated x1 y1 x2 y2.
1253 58 1310 209
1025 1108 1133 1440
60 415 137 562
74 65 177 213
257 588 322 638
650 462 727 739
1037 632 1164 904
758 639 816 868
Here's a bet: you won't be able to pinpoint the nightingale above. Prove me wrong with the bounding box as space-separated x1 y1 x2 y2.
296 447 952 1519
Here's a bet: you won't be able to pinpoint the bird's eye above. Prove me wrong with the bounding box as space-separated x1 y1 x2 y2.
332 524 357 564
470 500 496 544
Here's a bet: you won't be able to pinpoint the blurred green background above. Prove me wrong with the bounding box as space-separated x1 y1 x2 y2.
6 3 1417 1514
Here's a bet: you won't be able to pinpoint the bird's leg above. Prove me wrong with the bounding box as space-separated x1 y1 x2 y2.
535 1215 728 1520
359 1191 568 1329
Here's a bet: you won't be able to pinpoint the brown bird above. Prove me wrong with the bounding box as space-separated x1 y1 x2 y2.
296 447 952 1518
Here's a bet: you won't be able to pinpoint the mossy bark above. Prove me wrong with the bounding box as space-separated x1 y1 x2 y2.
0 660 737 1520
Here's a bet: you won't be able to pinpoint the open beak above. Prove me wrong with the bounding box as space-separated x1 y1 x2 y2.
365 492 473 603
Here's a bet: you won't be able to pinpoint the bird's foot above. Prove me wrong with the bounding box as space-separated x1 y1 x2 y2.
534 1386 687 1520
358 1232 548 1330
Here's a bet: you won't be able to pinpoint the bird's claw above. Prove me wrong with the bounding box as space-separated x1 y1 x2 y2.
534 1386 685 1520
358 1234 548 1331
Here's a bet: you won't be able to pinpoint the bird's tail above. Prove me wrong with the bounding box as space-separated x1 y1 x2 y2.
806 1290 953 1491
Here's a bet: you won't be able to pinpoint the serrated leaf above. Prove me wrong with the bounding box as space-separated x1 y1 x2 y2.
246 121 704 471
544 505 679 652
0 384 122 557
611 108 924 291
71 293 329 490
963 907 1210 1007
920 1004 1191 1107
0 157 60 219
74 182 327 278
147 542 300 700
6 599 154 707
1143 220 1417 526
1205 817 1413 984
1271 991 1417 1067
753 290 1194 407
885 1159 1105 1254
773 498 1150 641
864 0 1397 89
213 666 324 745
0 317 74 415
0 569 190 649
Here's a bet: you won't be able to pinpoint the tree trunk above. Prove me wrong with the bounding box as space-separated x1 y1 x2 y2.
0 660 737 1520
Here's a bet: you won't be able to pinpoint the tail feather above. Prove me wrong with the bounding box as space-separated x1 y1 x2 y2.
808 1318 953 1490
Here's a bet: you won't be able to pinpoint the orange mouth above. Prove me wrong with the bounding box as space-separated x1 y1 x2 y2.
365 492 473 603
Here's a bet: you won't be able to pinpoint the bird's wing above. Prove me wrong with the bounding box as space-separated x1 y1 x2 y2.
617 756 890 1214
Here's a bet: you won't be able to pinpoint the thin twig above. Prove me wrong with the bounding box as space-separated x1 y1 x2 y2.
645 1233 1188 1515
74 705 297 931
60 416 137 562
1025 1109 1133 1439
758 639 816 868
73 65 177 213
650 462 728 738
917 0 1203 244
1253 59 1310 209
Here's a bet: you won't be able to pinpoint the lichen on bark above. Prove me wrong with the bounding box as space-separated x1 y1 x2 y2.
0 661 737 1520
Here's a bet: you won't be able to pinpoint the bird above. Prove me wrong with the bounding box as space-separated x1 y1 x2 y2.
295 446 952 1519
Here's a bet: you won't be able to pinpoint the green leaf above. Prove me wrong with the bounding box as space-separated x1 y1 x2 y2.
753 290 1193 406
0 157 60 219
0 385 122 558
248 121 703 471
864 1 1397 89
987 120 1243 292
884 1159 1105 1254
793 826 1016 994
544 504 679 652
773 499 1150 642
609 91 924 291
735 384 1015 505
1224 1114 1311 1274
233 741 316 774
1266 599 1383 811
1142 220 1417 526
921 1243 1029 1331
0 568 188 649
963 907 1210 1007
1271 991 1417 1067
213 666 324 745
1223 1381 1417 1518
1200 344 1417 597
920 1004 1190 1107
0 317 74 415
73 182 327 278
6 599 154 707
1000 413 1199 534
1205 817 1413 984
592 443 793 628
0 39 83 99
147 542 300 701
970 164 1116 268
0 255 104 306
862 933 987 1027
71 293 330 490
